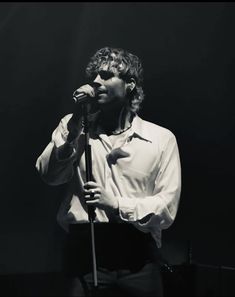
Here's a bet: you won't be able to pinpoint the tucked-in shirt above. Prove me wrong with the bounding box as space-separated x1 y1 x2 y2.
36 114 181 247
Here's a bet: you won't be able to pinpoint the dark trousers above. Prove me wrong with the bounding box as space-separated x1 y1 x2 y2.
62 223 163 297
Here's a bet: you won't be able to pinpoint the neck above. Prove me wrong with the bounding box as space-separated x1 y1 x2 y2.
98 106 133 135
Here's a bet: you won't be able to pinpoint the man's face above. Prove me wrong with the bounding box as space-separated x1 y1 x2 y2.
92 62 128 111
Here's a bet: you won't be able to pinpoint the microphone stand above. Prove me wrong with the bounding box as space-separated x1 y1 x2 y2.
82 103 98 289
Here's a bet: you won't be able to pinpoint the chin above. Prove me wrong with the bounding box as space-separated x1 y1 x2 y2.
97 98 107 105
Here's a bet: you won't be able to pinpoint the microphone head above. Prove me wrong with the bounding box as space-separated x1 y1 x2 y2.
72 88 98 105
73 92 87 104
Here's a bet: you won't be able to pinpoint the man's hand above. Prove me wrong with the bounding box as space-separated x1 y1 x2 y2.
83 181 119 213
73 84 96 99
67 84 96 143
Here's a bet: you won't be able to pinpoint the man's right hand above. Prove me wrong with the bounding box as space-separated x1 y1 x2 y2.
73 84 96 101
67 84 96 143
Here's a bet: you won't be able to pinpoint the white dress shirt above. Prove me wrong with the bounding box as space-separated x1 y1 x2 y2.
36 113 181 247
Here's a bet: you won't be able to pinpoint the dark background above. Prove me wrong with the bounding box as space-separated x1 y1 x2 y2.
0 2 234 276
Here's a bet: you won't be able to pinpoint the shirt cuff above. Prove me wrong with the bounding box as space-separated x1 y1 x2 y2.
118 197 137 222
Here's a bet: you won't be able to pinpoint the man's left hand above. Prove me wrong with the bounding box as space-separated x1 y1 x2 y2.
83 181 119 213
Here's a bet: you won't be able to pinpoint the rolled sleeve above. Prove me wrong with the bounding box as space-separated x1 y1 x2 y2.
36 114 81 185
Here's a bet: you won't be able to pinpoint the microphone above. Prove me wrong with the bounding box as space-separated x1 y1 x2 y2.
73 92 90 104
73 88 97 104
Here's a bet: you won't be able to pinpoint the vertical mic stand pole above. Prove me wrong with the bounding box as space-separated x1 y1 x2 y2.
82 103 98 288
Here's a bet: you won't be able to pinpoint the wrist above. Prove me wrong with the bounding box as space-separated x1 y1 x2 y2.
57 141 75 160
67 133 76 144
67 116 84 143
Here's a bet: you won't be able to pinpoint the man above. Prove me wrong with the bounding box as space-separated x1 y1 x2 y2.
36 47 181 296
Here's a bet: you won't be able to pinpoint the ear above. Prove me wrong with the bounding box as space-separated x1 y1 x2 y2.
126 78 136 92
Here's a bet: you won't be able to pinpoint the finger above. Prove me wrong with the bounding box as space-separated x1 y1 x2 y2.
86 199 99 205
84 189 100 199
85 194 99 201
84 84 96 97
76 85 95 97
83 188 101 195
84 181 98 189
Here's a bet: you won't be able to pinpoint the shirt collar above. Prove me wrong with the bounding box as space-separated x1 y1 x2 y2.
91 112 153 143
130 115 153 143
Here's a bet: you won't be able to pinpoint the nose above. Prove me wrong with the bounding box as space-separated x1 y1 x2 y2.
93 74 103 86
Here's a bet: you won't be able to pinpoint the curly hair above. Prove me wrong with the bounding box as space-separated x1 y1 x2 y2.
85 47 145 113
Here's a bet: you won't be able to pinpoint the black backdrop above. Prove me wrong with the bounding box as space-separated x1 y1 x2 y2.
0 2 234 274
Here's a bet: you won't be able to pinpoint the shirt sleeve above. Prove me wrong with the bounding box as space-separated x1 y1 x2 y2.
35 114 82 185
118 133 181 232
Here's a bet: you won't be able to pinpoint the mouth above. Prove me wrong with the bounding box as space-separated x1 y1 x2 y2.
96 87 107 95
96 91 107 98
